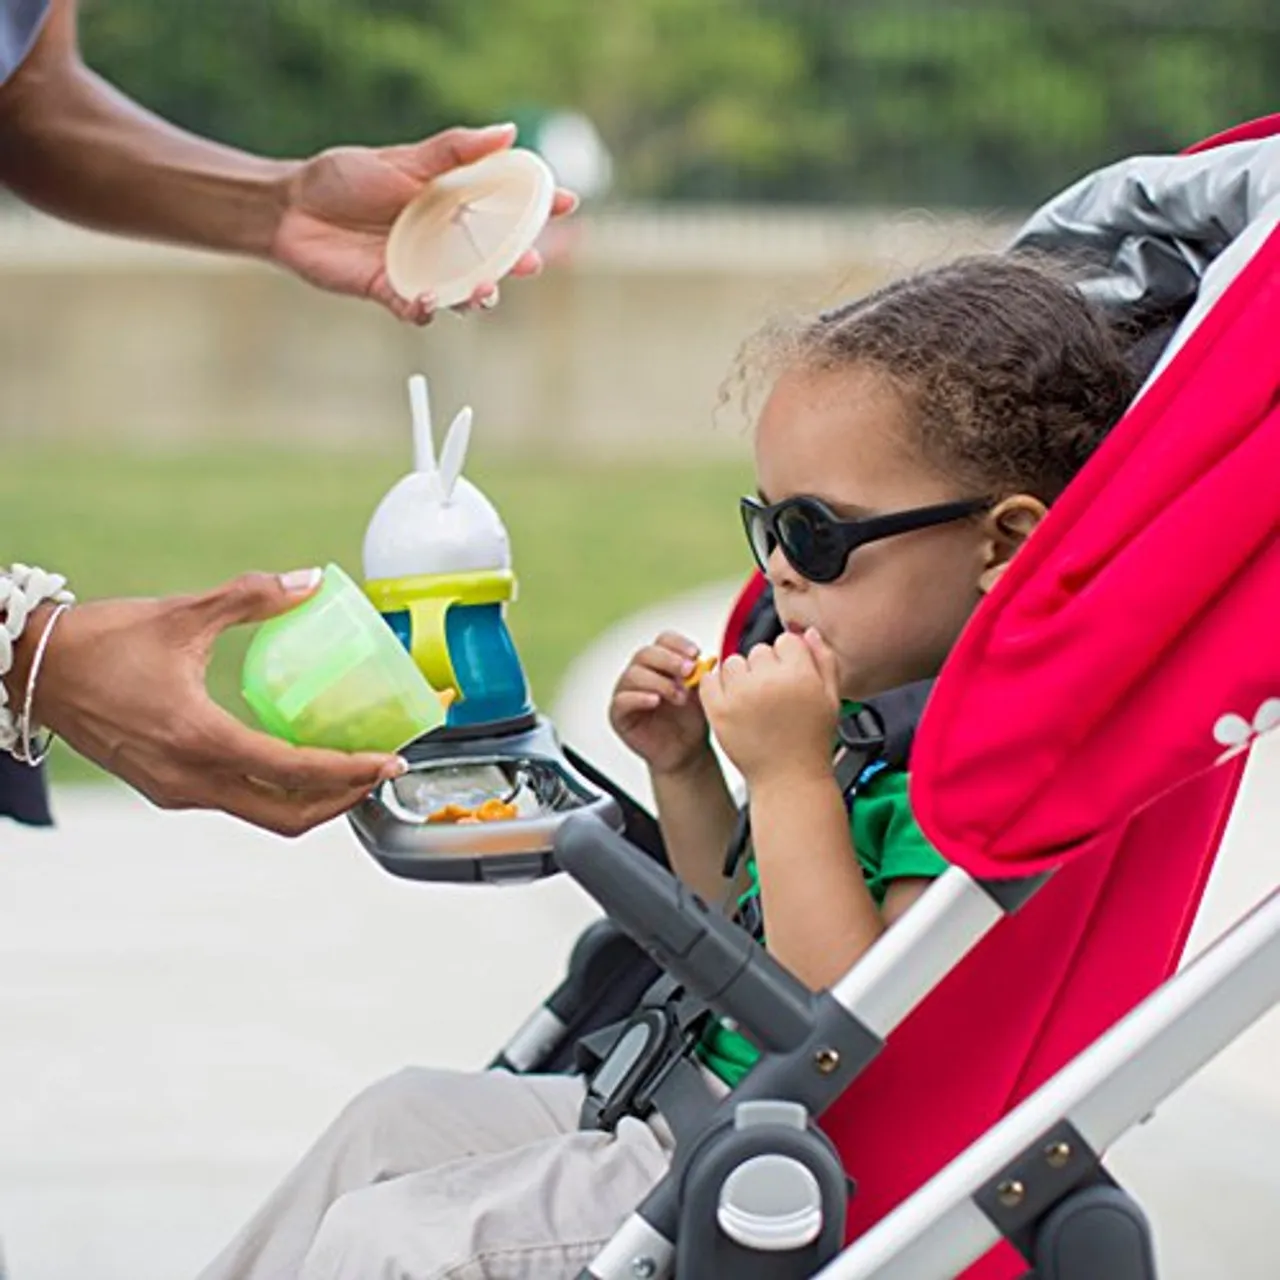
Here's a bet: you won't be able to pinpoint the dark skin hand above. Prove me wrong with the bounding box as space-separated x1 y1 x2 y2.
4 572 407 837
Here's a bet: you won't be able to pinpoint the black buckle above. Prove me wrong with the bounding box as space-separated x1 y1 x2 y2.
580 1006 684 1132
837 704 886 756
834 706 886 799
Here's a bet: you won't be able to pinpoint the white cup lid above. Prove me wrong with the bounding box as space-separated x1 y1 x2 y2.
385 148 556 309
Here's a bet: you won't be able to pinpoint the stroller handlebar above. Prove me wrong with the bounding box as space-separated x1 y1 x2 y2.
555 812 816 1054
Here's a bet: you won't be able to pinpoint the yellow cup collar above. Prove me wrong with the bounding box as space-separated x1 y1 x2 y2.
364 569 516 613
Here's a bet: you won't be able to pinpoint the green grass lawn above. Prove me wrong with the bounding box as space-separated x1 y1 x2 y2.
0 446 753 782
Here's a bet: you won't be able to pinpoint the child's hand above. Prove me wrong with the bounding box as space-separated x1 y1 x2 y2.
609 631 714 776
700 628 840 785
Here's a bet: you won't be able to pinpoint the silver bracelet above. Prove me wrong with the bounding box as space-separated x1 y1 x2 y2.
15 603 71 767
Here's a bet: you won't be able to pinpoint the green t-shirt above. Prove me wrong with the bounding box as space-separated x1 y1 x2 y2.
695 766 948 1087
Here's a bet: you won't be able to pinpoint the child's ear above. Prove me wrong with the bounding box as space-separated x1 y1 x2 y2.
978 495 1048 595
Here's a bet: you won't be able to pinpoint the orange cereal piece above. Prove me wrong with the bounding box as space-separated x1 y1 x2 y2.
683 654 719 689
426 802 474 824
475 798 520 822
456 816 482 825
426 796 520 825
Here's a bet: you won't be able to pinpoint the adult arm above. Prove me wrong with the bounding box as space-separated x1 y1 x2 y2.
0 0 576 322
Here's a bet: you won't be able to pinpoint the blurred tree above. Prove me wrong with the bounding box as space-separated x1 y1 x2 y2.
78 0 1279 207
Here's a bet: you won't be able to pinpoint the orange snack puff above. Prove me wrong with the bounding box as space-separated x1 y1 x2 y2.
475 797 520 822
427 802 474 824
683 654 719 689
426 797 521 825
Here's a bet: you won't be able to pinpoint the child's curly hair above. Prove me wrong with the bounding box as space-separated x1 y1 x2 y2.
732 254 1140 503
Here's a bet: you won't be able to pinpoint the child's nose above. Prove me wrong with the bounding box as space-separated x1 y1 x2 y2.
766 543 803 590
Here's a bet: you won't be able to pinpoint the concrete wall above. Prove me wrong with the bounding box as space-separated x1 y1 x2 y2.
0 205 1018 457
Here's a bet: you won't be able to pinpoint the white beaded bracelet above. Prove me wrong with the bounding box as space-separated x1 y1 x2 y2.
0 565 76 762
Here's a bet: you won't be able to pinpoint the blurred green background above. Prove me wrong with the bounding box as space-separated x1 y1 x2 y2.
80 0 1279 208
3 447 751 782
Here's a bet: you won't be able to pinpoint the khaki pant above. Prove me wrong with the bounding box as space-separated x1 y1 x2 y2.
197 1067 674 1280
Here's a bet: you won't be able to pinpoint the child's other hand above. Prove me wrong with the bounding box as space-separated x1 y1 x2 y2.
701 628 840 784
609 631 713 776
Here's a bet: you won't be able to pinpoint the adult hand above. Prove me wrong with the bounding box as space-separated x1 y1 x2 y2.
20 570 406 837
271 123 579 325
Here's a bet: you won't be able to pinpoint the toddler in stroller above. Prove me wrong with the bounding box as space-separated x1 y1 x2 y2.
198 251 1141 1280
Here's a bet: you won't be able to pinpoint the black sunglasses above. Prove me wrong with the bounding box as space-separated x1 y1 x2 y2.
740 494 990 584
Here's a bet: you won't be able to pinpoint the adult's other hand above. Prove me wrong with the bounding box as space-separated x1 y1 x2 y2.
15 569 406 836
271 123 579 324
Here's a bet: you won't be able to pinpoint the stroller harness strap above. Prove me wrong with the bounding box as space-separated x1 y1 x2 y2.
576 973 721 1138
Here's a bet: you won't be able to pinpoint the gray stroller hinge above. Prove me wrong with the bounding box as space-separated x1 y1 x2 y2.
974 1119 1107 1246
574 1103 850 1280
632 980 879 1260
674 1101 847 1280
1032 1184 1157 1280
973 1118 1156 1278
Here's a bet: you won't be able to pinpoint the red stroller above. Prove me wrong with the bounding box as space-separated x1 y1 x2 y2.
354 114 1280 1279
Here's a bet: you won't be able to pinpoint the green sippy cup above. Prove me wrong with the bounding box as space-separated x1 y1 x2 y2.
241 563 446 753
